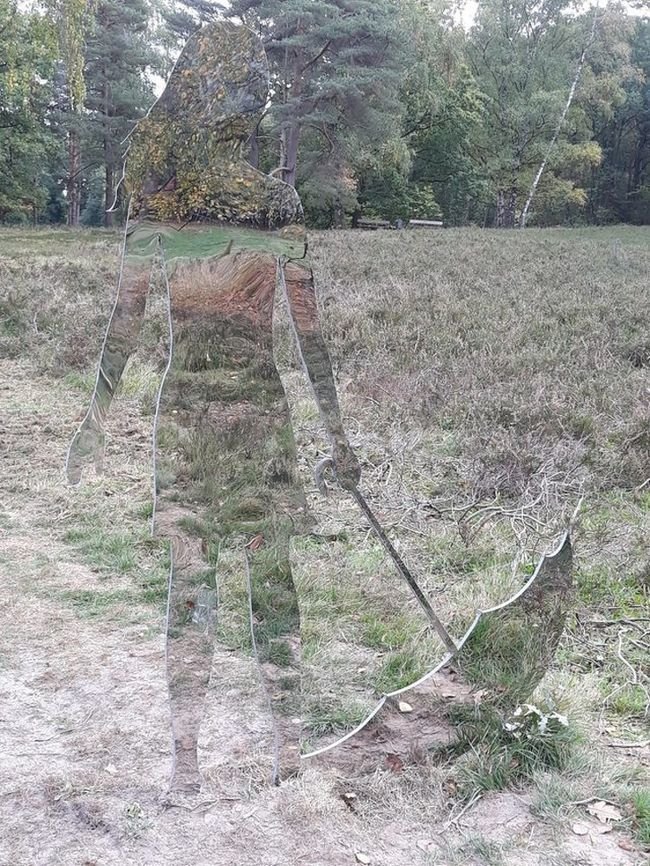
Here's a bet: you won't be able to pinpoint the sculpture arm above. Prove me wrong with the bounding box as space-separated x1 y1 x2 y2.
280 260 361 489
66 242 151 484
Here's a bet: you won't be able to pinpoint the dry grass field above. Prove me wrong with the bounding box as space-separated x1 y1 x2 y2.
0 225 649 865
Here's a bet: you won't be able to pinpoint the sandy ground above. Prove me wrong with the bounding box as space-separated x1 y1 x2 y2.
0 357 647 866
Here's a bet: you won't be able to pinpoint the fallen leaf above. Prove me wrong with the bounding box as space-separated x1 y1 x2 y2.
586 801 623 824
355 854 371 864
618 838 635 852
398 701 413 713
572 823 590 836
246 534 265 552
385 753 404 773
104 764 118 775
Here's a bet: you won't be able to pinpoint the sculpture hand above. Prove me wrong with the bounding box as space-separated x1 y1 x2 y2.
66 416 105 485
331 437 361 491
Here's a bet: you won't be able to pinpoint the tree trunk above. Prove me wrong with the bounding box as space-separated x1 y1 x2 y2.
505 188 517 228
495 189 505 228
632 131 646 192
333 198 344 228
67 129 81 227
103 77 114 228
278 41 303 189
519 10 600 228
105 163 114 228
463 194 471 226
280 121 300 188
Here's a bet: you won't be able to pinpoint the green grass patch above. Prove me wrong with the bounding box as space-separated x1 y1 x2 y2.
61 562 168 617
455 614 549 705
529 773 583 819
458 837 506 866
300 581 366 623
360 612 419 650
137 564 169 605
61 588 136 618
134 501 154 520
443 702 579 801
373 650 425 693
63 525 138 575
62 514 169 609
631 788 650 849
265 639 294 667
64 371 96 394
577 566 647 616
344 545 386 576
608 684 649 719
304 701 371 739
425 537 501 577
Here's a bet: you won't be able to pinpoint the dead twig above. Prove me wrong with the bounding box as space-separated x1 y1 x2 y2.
588 618 650 630
561 796 623 811
617 630 638 685
445 791 482 829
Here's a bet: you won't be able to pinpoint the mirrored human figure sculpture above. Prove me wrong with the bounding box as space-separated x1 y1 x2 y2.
304 530 574 770
66 20 360 793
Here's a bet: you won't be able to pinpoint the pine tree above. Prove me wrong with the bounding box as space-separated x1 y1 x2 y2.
47 0 94 225
83 0 158 226
158 0 223 38
228 0 406 189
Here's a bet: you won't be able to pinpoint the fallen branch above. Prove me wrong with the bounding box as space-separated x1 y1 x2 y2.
445 791 482 828
561 796 623 811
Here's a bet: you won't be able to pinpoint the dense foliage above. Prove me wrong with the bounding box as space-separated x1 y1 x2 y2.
1 0 648 227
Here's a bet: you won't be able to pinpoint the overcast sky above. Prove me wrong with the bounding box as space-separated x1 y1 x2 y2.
19 0 650 25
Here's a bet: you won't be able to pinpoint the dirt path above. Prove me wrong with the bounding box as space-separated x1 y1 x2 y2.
0 358 645 866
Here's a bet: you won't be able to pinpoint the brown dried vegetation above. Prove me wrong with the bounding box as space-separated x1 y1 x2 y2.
0 225 648 865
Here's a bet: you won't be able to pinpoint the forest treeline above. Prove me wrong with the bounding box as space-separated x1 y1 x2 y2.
1 0 649 229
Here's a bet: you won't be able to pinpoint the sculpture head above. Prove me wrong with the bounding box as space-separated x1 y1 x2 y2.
156 20 269 142
124 21 285 221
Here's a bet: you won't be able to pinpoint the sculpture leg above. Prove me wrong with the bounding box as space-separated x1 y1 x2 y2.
245 528 301 784
165 533 217 793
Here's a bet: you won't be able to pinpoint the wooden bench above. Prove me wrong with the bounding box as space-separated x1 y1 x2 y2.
356 219 392 230
408 219 444 229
